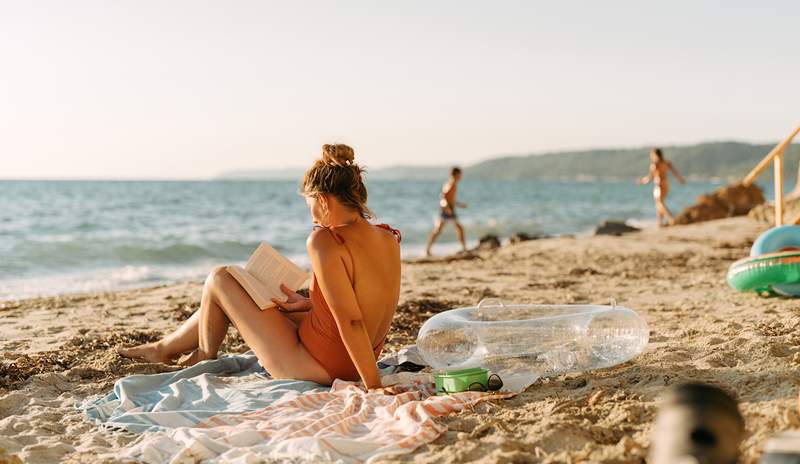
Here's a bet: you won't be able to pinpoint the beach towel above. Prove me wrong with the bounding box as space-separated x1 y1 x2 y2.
81 352 514 463
81 353 325 433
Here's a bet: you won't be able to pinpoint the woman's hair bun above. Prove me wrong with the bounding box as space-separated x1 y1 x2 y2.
321 144 355 167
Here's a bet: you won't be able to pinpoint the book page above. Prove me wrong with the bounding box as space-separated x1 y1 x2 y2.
226 265 275 309
242 242 308 308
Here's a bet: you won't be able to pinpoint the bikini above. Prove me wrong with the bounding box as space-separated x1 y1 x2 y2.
297 223 402 381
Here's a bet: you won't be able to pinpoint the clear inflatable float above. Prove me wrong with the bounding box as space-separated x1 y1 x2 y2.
416 299 649 390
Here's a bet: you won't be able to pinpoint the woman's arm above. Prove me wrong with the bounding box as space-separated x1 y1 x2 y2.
669 162 686 184
307 231 381 389
638 163 655 185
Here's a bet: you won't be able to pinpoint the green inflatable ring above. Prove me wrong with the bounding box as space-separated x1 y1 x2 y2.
727 251 800 294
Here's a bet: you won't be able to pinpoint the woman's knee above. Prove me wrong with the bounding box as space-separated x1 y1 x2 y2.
204 266 230 291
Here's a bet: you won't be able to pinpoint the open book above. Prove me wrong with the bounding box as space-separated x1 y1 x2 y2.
227 243 309 310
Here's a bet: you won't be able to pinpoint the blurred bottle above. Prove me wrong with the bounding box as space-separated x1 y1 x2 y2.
650 383 744 464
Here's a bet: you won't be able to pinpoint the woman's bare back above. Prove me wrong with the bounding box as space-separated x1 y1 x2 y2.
329 222 401 346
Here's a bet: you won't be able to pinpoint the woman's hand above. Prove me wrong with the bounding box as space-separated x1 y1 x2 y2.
271 284 312 312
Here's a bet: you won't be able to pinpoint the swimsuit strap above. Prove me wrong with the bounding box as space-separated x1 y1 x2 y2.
375 223 402 243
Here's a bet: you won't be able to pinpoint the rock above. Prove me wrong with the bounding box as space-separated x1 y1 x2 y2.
673 182 765 225
509 232 548 244
750 196 800 224
594 221 640 236
475 234 501 250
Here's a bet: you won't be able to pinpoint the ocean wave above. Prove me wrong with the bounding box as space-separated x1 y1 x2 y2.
0 264 211 301
5 238 267 275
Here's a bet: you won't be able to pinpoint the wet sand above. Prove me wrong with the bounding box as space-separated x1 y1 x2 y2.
2 216 797 463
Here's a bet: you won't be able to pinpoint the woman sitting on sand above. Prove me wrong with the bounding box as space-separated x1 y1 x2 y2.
119 144 401 390
638 147 685 226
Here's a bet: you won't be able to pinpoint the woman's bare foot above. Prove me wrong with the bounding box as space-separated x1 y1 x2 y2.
178 349 214 367
116 342 172 364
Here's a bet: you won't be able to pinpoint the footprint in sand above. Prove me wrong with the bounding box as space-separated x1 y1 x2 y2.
20 442 75 463
661 350 692 362
0 392 27 418
3 341 29 351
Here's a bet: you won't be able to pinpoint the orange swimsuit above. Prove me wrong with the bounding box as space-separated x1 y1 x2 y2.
298 223 401 381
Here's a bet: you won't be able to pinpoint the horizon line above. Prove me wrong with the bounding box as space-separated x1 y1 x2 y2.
1 137 787 182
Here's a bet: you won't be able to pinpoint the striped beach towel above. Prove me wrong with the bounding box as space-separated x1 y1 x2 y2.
81 353 515 463
121 372 511 463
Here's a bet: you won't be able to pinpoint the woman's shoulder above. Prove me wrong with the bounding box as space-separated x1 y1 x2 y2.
373 223 402 243
306 227 340 253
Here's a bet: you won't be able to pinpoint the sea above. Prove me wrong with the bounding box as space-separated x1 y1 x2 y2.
0 179 732 301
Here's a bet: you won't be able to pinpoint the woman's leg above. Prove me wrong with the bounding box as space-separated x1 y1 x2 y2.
426 219 444 255
117 267 230 363
190 267 332 383
658 188 674 223
454 221 466 251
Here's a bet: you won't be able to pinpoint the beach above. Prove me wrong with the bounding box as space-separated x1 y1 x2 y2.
1 215 798 463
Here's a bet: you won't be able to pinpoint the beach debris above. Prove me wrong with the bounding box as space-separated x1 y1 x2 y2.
588 389 606 407
0 330 163 390
509 232 548 244
406 250 482 264
568 267 604 276
0 448 23 464
475 234 501 250
649 383 743 464
594 220 640 236
0 302 21 311
674 182 764 225
169 301 200 321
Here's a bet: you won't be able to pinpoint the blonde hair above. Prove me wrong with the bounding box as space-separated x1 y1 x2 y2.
302 144 373 219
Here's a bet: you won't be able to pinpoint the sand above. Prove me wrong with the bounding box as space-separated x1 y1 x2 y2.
1 216 798 463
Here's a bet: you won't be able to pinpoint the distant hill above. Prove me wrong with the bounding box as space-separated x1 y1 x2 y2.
465 141 800 183
216 141 800 184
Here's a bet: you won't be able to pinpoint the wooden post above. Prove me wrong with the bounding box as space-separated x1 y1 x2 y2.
775 151 785 226
743 126 800 186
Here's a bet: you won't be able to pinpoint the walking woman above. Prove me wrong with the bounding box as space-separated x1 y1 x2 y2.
638 148 685 226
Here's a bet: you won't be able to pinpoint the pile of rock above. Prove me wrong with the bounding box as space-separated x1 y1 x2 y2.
594 221 640 236
673 183 765 225
474 234 501 250
472 232 550 251
749 197 800 224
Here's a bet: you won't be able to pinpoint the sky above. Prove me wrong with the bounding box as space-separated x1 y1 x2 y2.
1 1 798 179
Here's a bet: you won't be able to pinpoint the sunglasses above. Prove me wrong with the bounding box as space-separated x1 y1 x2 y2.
441 374 504 394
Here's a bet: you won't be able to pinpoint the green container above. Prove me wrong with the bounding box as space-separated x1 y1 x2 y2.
434 367 489 395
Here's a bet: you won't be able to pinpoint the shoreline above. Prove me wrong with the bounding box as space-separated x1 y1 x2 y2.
0 219 650 303
3 215 794 463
